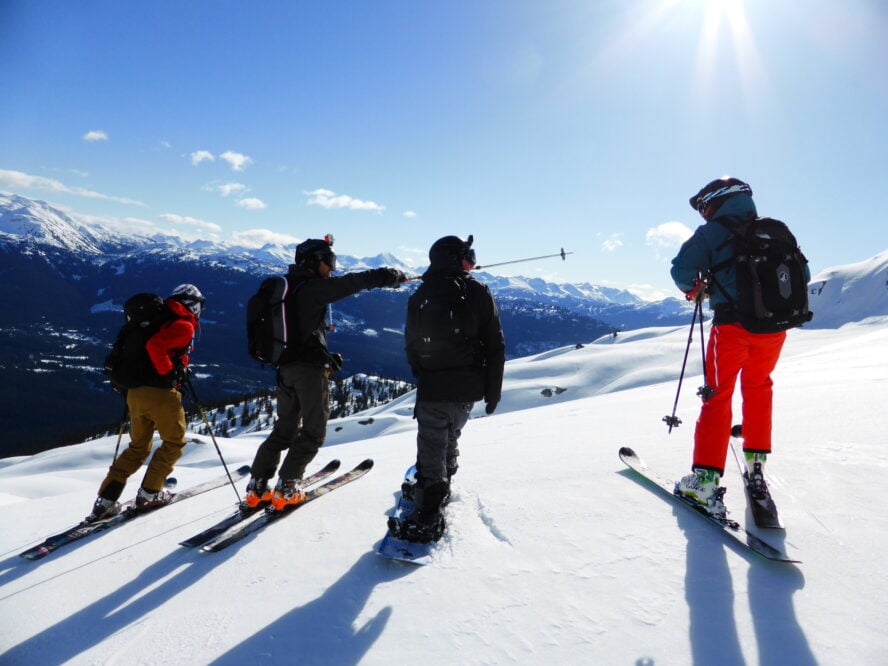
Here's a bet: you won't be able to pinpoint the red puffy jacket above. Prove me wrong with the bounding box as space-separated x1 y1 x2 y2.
145 298 198 378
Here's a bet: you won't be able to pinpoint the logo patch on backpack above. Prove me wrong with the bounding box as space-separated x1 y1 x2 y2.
246 276 303 365
712 217 814 333
104 293 176 390
411 277 478 370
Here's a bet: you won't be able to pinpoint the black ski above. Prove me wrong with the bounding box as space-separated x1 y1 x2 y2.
19 465 250 561
730 424 783 528
201 459 374 553
619 447 799 563
179 459 341 548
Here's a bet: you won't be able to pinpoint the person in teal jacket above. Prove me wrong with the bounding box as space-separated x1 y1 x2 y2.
670 177 809 518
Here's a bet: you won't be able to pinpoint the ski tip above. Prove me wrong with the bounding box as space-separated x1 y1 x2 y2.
358 458 374 470
236 464 252 475
731 424 743 438
618 446 637 459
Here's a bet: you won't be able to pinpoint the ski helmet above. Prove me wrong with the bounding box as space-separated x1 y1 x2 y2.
170 283 205 318
295 238 336 270
689 177 753 215
428 234 476 268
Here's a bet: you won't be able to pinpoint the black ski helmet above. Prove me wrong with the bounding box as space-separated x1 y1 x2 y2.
689 177 753 215
295 238 336 270
429 234 476 268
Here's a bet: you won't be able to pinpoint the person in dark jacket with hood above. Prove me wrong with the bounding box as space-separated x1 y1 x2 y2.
88 283 205 521
393 234 505 542
245 237 405 510
671 177 809 518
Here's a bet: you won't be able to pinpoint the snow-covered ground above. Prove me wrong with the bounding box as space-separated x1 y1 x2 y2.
1 254 887 665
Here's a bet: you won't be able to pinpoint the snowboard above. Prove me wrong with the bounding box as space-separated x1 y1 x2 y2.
376 465 438 565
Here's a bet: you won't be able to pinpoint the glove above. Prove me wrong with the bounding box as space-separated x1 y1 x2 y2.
174 365 192 387
380 267 406 288
684 278 708 304
328 352 344 372
485 398 499 415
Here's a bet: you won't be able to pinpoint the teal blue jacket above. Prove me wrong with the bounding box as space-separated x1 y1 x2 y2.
670 194 811 318
670 195 758 310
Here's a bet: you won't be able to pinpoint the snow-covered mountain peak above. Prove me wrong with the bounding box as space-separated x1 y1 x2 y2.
0 193 104 254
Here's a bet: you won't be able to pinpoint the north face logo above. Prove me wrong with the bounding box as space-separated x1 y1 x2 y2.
777 264 791 298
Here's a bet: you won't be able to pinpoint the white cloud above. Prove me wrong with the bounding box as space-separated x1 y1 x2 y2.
220 151 253 172
83 130 108 142
403 210 417 218
159 213 222 234
231 228 302 248
306 188 385 213
601 234 624 252
646 221 693 249
203 181 247 198
160 140 171 149
0 168 146 206
236 197 267 210
190 150 215 166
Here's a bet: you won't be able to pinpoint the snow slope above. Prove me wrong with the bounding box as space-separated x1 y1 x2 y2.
1 261 887 664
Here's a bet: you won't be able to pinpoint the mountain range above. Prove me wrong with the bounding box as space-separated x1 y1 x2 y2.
7 193 884 457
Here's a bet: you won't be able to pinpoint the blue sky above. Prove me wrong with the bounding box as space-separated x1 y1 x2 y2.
1 0 886 298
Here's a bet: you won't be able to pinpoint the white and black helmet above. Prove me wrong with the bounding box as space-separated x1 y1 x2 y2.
689 177 753 215
170 283 205 317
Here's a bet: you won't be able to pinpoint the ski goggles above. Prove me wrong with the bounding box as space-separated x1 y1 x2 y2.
690 181 752 213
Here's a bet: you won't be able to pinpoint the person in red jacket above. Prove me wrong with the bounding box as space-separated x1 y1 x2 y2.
87 284 205 521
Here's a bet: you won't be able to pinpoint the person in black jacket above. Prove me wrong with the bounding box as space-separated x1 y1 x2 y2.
245 238 405 510
394 234 505 541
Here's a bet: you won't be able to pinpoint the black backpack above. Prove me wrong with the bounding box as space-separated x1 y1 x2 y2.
710 217 813 333
410 276 479 371
104 293 179 390
246 276 305 365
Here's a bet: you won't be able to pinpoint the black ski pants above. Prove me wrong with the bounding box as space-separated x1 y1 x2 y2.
250 363 329 482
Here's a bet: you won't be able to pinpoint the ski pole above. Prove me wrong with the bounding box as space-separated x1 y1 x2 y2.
402 248 574 281
112 402 129 463
182 374 243 503
663 298 701 432
474 248 573 271
695 279 715 402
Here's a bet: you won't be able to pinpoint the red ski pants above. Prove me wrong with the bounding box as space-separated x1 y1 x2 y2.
693 324 786 474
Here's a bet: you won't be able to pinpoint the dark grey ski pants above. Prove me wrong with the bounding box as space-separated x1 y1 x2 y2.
250 363 329 482
414 401 473 486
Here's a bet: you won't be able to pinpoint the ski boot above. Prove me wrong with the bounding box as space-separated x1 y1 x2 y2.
243 477 273 509
744 452 771 500
675 468 728 519
136 487 173 510
86 497 122 523
270 478 306 511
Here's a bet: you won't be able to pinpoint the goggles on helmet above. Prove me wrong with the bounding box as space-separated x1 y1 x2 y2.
690 180 752 213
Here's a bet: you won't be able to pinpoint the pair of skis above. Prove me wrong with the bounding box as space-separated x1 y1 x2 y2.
180 458 373 553
18 459 373 561
19 465 252 561
619 445 799 563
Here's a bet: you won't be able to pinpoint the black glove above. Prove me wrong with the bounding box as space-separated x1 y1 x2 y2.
379 267 406 288
328 352 344 372
485 398 499 415
174 365 192 387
